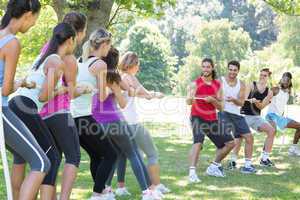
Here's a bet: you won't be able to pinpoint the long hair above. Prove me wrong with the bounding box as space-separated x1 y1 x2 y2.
34 23 76 70
201 58 217 80
82 28 111 62
1 0 41 29
102 47 121 84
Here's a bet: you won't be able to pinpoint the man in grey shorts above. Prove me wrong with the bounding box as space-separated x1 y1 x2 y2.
236 68 276 167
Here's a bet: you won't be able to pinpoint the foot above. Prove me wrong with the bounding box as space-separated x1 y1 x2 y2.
260 158 275 167
288 145 300 156
189 174 201 183
142 189 162 200
227 160 237 170
115 187 131 196
103 186 115 200
206 165 225 177
155 183 171 194
240 165 256 174
88 193 115 200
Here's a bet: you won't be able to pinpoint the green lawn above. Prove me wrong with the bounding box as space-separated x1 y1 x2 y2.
1 122 300 199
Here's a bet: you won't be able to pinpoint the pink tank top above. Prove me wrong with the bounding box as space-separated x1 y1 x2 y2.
39 42 70 119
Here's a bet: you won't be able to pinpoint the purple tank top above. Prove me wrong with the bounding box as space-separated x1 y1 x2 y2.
92 93 123 123
39 42 70 118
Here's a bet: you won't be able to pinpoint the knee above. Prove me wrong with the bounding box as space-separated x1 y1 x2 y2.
43 156 51 174
244 134 254 143
267 127 276 137
65 151 81 168
226 141 236 149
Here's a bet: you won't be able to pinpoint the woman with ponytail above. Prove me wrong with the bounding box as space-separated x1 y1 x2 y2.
0 1 49 200
10 23 77 200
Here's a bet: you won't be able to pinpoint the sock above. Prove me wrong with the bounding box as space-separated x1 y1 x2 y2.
189 166 196 176
262 151 269 161
231 153 238 162
245 158 252 168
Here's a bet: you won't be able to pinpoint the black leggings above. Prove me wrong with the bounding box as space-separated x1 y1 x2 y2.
74 116 117 193
8 96 59 185
44 113 80 168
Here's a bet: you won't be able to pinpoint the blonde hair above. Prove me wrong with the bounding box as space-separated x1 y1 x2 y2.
82 27 111 61
119 51 139 72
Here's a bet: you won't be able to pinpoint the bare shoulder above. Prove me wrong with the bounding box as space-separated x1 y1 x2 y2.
45 55 64 70
63 55 77 68
89 59 107 74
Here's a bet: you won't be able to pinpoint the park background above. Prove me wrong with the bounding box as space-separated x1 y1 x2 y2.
1 0 300 199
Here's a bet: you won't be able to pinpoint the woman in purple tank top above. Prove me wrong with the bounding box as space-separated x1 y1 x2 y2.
83 28 163 200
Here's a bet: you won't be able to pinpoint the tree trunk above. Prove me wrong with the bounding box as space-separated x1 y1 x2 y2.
51 0 67 21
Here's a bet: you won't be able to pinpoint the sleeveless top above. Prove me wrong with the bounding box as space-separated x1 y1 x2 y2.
121 91 139 125
221 76 241 115
0 34 16 106
92 93 124 124
70 57 98 118
13 54 62 111
241 81 269 116
39 42 69 119
191 77 221 121
267 89 289 116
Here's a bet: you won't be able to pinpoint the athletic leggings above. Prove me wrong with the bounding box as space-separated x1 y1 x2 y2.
103 120 151 190
44 113 80 167
116 123 159 183
9 96 61 185
2 105 50 173
74 116 117 193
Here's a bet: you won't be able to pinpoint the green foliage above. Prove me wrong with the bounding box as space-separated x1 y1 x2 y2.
265 0 300 15
119 22 177 93
174 19 252 95
17 5 57 77
277 15 300 66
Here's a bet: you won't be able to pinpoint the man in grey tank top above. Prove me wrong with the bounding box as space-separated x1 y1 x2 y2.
220 61 256 174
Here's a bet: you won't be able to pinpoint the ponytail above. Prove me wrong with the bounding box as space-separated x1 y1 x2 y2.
82 40 92 62
1 0 41 29
34 23 76 70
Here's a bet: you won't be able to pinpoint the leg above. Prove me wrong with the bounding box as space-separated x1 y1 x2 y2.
116 154 127 188
11 164 25 200
45 114 80 200
3 107 51 200
242 134 253 160
286 120 300 144
214 141 235 163
258 122 276 153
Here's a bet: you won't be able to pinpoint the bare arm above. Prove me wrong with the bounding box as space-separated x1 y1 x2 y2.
186 82 196 105
39 58 64 102
63 55 78 99
109 82 127 108
211 86 224 111
255 90 273 110
228 81 246 107
2 39 20 96
90 60 109 102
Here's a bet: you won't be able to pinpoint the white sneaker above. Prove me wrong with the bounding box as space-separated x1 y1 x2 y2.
115 187 131 196
153 189 164 199
288 145 300 156
155 184 170 194
88 193 114 200
189 174 201 183
103 187 115 200
142 189 162 200
206 165 225 178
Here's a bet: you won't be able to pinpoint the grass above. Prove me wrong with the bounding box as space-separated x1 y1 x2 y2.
1 122 300 200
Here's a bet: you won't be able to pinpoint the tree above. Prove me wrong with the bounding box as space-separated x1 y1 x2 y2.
277 15 300 66
119 22 177 93
264 0 300 15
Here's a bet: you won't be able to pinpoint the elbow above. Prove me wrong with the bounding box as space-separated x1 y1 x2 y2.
38 96 47 103
119 103 127 109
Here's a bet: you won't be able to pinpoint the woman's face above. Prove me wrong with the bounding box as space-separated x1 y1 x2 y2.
102 41 112 57
20 12 39 33
66 37 76 54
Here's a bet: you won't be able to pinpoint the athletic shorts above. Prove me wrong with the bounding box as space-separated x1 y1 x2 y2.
221 111 251 138
265 113 292 130
190 115 234 149
244 115 270 132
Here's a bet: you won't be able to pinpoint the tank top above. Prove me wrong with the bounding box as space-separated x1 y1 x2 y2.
0 34 16 106
13 54 61 111
222 76 241 115
267 89 289 116
121 91 139 125
70 57 98 118
92 93 124 124
241 81 269 116
191 77 221 121
39 42 70 119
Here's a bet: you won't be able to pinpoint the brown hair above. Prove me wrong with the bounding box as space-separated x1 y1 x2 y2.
260 68 272 76
119 51 139 72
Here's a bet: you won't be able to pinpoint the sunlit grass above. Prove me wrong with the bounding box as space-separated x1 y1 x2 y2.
1 122 300 199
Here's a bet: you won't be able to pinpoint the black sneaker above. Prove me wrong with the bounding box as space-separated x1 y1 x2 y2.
240 165 257 174
260 158 274 167
227 161 237 170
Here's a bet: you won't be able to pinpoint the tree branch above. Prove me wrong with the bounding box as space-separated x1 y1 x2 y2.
106 3 124 28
